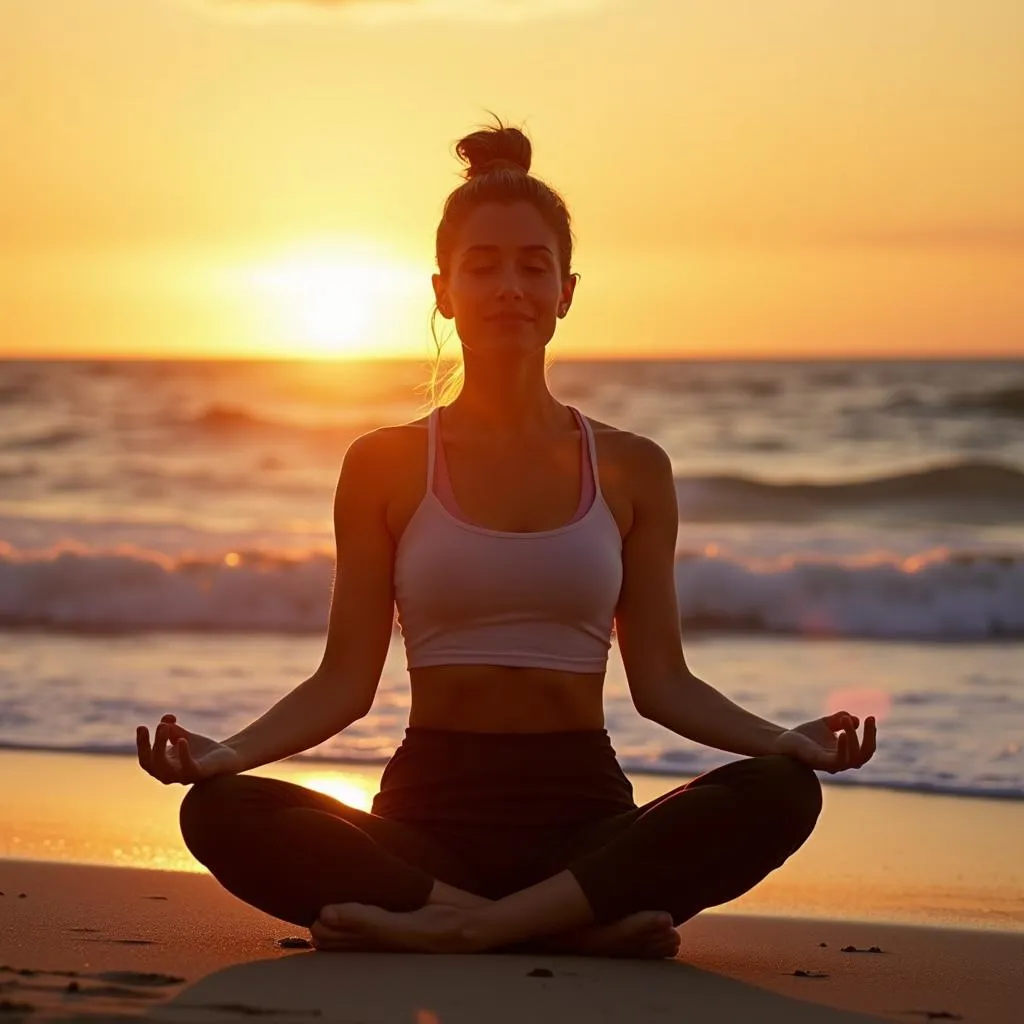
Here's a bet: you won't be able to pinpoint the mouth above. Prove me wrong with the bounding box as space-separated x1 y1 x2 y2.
485 315 534 323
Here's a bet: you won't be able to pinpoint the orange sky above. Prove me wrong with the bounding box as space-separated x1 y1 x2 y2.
2 0 1022 360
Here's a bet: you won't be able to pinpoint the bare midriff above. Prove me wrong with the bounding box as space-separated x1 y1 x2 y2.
408 664 607 732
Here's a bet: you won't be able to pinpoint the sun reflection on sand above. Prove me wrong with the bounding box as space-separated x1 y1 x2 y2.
297 772 376 812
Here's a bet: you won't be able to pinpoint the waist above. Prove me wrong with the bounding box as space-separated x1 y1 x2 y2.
371 726 636 826
408 665 606 732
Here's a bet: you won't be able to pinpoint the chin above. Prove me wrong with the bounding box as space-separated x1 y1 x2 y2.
464 329 548 357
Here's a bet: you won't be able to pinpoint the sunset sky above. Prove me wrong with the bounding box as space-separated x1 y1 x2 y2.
3 0 1022 360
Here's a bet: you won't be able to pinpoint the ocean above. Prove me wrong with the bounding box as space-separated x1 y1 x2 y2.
1 357 1022 800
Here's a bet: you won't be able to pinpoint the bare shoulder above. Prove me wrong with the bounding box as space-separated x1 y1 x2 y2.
341 416 429 470
336 416 431 516
583 414 673 487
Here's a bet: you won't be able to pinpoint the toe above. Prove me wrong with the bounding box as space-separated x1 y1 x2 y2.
319 903 345 926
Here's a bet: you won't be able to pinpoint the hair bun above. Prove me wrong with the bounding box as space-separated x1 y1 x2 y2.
455 121 532 181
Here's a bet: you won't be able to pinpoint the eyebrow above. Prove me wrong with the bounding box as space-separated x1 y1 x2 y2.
461 245 554 256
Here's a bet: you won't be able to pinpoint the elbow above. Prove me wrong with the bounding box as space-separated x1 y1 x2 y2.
631 671 697 725
309 670 374 725
332 692 373 725
633 695 668 724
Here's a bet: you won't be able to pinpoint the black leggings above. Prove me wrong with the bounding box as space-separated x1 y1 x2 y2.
179 728 822 929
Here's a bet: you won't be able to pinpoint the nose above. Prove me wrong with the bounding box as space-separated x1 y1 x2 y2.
494 264 527 300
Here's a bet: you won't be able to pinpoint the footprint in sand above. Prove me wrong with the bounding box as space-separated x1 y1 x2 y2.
95 971 185 987
82 937 158 946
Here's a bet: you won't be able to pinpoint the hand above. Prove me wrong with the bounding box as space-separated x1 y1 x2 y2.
136 713 243 785
772 712 877 774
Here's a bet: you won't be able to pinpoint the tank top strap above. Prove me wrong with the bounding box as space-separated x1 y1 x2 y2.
426 407 439 492
571 406 602 498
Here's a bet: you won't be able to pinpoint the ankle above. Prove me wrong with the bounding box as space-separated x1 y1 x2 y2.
427 880 492 910
455 906 492 952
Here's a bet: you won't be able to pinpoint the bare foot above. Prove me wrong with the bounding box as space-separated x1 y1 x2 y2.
310 916 390 952
538 910 680 959
317 902 475 953
311 904 679 959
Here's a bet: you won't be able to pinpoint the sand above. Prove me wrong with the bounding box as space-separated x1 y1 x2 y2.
2 750 1023 1022
2 859 1022 1023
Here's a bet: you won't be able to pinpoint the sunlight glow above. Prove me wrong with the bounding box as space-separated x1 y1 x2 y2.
826 687 893 725
299 772 376 812
241 241 425 358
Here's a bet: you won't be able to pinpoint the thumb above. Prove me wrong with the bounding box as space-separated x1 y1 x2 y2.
787 732 832 769
825 711 859 728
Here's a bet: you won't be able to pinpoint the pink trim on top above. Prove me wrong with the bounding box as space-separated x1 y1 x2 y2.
432 406 595 527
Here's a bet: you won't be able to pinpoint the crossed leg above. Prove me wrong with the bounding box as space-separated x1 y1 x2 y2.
320 754 823 953
178 774 677 957
180 754 822 957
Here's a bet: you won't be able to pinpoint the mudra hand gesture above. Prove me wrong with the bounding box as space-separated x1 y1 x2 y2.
137 713 243 785
772 712 877 774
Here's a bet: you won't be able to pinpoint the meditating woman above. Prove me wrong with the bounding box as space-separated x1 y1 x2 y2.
137 119 876 959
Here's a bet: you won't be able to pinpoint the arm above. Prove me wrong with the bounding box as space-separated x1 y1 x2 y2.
615 437 786 757
223 431 397 772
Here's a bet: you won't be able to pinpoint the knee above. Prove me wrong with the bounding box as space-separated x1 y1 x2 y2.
179 773 248 860
750 754 823 838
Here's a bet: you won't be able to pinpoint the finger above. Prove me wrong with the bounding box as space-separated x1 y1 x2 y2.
166 722 187 743
831 731 847 774
843 722 861 766
161 713 177 723
136 726 152 772
151 722 175 783
824 711 859 733
176 737 202 782
857 716 877 767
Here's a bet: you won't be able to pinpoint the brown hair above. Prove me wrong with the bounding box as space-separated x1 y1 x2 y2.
426 115 577 407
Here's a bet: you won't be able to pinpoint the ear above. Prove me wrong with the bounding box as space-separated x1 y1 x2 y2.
431 273 451 318
558 272 579 317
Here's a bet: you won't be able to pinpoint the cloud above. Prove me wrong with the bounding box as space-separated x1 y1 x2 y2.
182 0 609 24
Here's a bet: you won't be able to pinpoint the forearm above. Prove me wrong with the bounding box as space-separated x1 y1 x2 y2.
641 674 786 757
223 672 365 772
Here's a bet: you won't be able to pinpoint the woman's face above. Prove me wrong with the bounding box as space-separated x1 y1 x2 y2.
433 200 575 358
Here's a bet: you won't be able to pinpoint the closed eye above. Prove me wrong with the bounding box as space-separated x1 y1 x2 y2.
466 265 549 275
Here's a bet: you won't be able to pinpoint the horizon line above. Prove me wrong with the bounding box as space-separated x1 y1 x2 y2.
2 351 1021 364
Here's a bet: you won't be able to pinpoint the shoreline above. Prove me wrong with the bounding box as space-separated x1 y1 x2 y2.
1 740 1022 804
2 748 1022 935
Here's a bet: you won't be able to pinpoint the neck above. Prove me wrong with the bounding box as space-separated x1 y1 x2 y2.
448 352 569 436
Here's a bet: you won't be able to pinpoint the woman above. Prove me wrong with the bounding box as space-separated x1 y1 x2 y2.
137 120 876 959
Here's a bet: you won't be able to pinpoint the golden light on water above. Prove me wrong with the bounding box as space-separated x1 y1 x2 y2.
299 772 376 812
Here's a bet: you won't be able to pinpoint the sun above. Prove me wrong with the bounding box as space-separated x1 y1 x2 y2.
243 241 424 358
